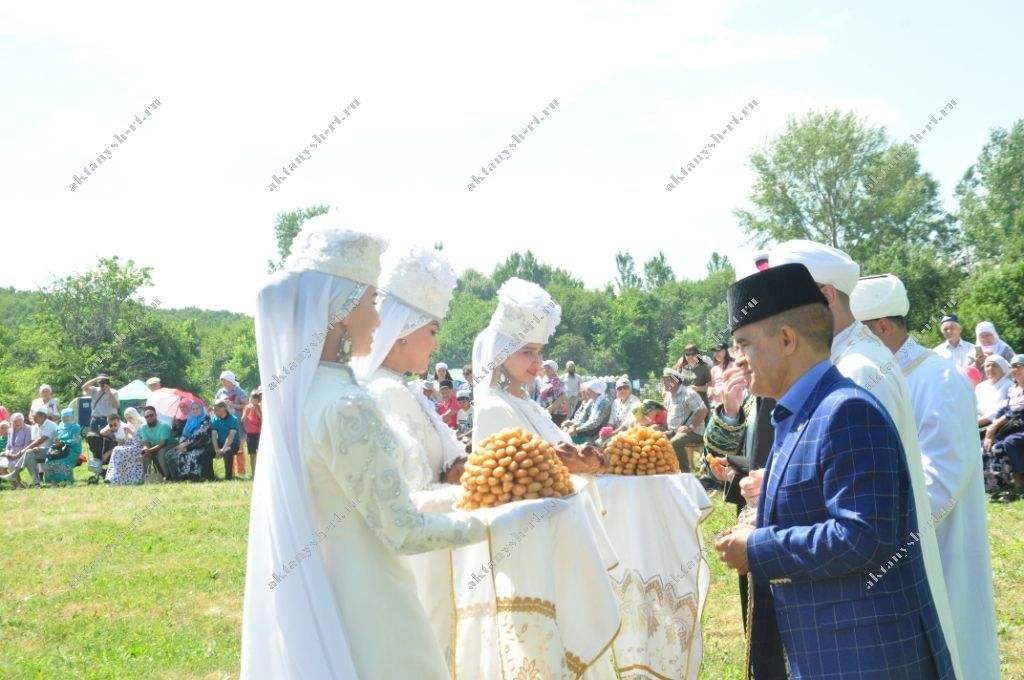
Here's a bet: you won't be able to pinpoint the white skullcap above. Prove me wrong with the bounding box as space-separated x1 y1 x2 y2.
146 377 161 385
850 274 909 321
769 239 860 295
32 406 48 416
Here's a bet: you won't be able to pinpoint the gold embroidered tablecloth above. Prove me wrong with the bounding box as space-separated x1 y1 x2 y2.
593 474 713 680
448 477 621 679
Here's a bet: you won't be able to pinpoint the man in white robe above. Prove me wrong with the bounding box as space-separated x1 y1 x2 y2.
852 274 1000 680
766 239 963 677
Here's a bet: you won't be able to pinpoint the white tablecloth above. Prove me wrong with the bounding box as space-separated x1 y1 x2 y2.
409 478 622 679
593 473 713 680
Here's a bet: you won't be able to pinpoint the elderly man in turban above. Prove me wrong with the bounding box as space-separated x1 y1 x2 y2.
715 262 955 679
744 239 962 676
852 274 999 679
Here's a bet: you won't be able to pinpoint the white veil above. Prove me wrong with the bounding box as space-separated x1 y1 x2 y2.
241 269 367 679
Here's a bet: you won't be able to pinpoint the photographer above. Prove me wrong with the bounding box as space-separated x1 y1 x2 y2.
82 375 121 433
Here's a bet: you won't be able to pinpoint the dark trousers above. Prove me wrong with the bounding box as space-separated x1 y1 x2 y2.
220 444 239 480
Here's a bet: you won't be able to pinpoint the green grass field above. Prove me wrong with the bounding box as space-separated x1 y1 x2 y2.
2 469 1020 678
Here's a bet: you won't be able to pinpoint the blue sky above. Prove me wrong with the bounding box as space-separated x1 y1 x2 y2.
1 0 1020 314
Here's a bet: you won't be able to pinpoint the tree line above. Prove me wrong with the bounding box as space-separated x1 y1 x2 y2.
1 110 1021 413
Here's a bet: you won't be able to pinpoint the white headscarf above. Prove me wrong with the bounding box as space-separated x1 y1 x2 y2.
976 321 1011 357
984 354 1011 382
241 267 370 678
585 379 608 395
352 246 464 471
471 278 568 443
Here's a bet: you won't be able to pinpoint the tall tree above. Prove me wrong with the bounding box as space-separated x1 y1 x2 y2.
706 252 732 276
735 109 952 264
614 252 642 292
956 119 1024 263
267 205 331 272
643 252 675 289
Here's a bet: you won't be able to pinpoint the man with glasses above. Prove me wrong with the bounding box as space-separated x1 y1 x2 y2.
140 405 177 481
609 376 639 431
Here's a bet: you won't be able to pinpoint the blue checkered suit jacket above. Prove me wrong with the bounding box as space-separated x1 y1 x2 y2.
746 365 954 679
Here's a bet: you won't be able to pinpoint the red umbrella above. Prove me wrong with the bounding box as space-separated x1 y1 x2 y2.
147 388 208 425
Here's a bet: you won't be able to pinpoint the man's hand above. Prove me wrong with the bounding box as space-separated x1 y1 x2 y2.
715 526 752 574
676 425 690 435
721 365 749 419
740 468 764 506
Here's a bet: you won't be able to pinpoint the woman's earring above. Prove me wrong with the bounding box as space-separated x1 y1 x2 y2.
497 368 511 391
337 327 354 363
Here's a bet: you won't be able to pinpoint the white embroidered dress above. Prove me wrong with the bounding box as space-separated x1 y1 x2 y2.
303 362 485 679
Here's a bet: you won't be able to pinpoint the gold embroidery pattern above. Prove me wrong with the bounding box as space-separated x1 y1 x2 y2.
508 658 545 680
565 650 586 676
612 568 700 672
495 596 557 619
456 601 498 619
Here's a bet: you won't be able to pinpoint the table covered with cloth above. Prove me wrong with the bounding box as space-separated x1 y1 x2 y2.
409 477 621 679
593 473 713 680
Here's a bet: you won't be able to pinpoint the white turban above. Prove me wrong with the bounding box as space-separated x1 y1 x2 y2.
850 274 909 321
769 239 860 295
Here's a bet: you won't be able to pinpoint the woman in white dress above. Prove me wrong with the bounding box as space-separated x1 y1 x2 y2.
351 246 473 666
240 215 486 680
352 246 466 495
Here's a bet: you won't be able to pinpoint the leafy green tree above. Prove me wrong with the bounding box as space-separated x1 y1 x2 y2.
955 261 1024 352
735 109 953 264
643 252 675 289
706 252 732 276
436 291 497 370
26 258 194 407
614 252 642 292
956 119 1024 263
267 205 330 272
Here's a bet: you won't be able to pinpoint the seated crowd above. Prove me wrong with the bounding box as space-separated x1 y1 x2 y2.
0 371 263 488
2 320 1016 496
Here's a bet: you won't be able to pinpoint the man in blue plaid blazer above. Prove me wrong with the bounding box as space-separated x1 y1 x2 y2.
716 263 954 679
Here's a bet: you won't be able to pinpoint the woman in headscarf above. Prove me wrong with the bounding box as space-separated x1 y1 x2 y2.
471 278 569 446
44 409 81 485
469 277 617 678
977 354 1014 426
351 246 474 665
563 379 612 444
432 361 452 384
974 321 1016 364
174 401 214 481
352 246 466 494
537 359 569 426
241 214 485 680
105 409 146 485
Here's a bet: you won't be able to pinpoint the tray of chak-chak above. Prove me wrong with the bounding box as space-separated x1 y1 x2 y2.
459 428 576 510
599 425 682 475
